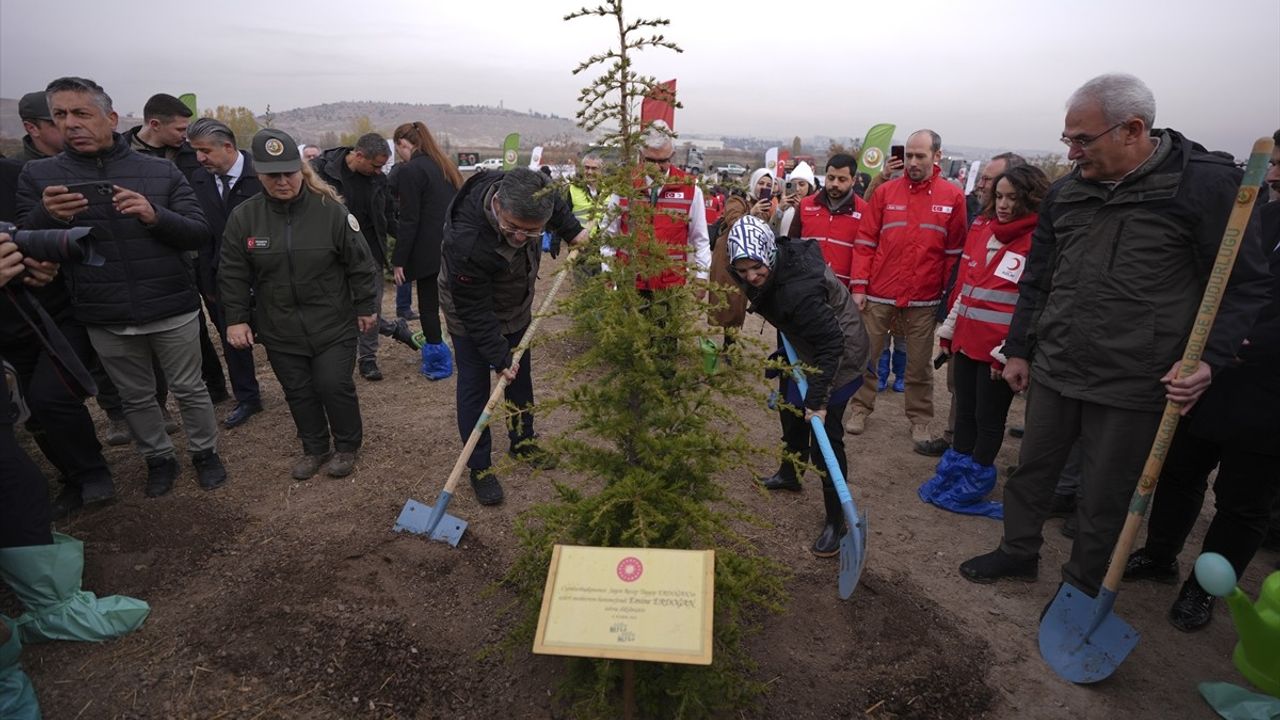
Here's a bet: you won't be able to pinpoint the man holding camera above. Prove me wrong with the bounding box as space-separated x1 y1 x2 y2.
16 77 229 498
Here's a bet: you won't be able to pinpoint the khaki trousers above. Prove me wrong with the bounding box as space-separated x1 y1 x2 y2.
851 302 936 425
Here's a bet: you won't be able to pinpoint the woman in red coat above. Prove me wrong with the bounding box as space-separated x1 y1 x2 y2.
920 165 1050 516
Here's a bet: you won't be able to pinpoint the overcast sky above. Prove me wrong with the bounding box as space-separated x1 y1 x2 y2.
3 0 1277 157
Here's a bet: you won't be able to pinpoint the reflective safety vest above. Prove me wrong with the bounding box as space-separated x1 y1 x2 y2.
951 215 1037 364
619 166 695 290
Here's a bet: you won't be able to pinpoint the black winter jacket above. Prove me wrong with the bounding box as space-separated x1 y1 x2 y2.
16 133 210 327
390 151 456 280
438 171 583 369
1004 129 1272 412
188 151 264 300
733 239 870 409
312 147 395 272
123 126 202 181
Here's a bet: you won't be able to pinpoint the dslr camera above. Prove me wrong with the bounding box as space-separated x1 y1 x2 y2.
0 221 104 267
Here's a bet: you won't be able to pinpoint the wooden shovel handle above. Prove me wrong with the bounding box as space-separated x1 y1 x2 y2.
439 249 580 495
1099 137 1273 595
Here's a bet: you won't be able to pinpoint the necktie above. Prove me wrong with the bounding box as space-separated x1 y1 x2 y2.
219 174 233 204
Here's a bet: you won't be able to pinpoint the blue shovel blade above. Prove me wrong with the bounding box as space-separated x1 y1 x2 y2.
838 507 868 600
1039 583 1139 683
393 497 468 547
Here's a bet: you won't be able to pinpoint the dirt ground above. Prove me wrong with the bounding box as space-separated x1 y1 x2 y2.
7 255 1276 719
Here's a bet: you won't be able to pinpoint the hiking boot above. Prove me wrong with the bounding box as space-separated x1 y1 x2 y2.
912 425 950 457
104 417 132 446
1047 493 1077 518
145 455 179 498
161 407 179 434
80 476 116 505
845 412 867 435
192 450 227 491
1168 579 1215 632
49 485 83 520
359 358 383 381
759 467 802 492
383 318 420 350
812 486 845 558
1123 548 1179 584
510 441 557 470
470 468 504 506
327 451 357 478
959 548 1039 584
291 453 332 481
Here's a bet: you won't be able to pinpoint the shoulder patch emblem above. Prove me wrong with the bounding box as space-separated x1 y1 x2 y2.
347 214 360 232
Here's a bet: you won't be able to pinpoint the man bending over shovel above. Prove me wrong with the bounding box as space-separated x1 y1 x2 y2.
958 73 1272 598
438 168 587 506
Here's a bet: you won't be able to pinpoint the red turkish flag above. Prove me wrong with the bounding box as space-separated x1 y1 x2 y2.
641 79 677 130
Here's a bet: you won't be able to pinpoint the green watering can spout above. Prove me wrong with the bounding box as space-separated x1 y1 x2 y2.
1194 553 1280 698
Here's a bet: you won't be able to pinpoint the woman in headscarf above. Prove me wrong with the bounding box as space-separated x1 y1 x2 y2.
727 215 869 557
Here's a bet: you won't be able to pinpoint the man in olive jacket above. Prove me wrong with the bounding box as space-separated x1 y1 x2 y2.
959 73 1272 598
439 168 586 506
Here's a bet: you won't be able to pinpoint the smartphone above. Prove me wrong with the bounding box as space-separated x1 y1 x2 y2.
65 182 115 205
890 145 905 164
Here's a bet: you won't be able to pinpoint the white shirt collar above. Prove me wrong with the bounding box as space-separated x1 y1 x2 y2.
223 151 245 185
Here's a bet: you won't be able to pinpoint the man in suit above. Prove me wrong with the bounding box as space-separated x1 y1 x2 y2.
186 118 263 428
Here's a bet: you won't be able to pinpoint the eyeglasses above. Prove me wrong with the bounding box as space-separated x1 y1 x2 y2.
1060 122 1125 149
496 219 545 242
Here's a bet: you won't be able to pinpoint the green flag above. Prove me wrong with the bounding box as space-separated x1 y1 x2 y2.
856 123 896 177
179 93 198 118
502 133 520 170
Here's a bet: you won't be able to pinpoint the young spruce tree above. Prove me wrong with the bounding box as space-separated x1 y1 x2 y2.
503 2 789 718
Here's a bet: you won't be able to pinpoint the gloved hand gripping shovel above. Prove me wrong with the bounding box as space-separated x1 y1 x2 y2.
393 249 580 545
781 333 868 598
1038 137 1274 683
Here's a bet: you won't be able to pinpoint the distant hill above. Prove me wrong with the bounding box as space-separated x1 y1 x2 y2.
0 97 593 148
264 101 593 148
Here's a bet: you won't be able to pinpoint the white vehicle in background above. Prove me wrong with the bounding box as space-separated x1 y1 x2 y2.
475 158 504 172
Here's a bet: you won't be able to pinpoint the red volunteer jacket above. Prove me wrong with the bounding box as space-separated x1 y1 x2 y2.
791 191 869 292
951 213 1038 364
705 191 725 228
620 166 696 290
852 165 967 307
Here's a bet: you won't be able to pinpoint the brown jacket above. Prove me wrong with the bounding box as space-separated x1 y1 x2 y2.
709 195 772 328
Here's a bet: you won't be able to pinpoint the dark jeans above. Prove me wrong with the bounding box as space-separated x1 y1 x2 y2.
452 328 534 470
1143 423 1280 579
265 338 362 456
1000 379 1160 596
3 323 111 490
395 280 413 316
204 294 261 406
951 352 1015 466
777 381 853 490
416 274 442 345
0 375 53 548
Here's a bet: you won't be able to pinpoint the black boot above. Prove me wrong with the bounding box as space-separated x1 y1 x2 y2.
811 486 845 558
1168 578 1215 632
145 455 179 498
759 461 801 492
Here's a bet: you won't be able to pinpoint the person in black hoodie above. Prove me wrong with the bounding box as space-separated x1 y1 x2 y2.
312 134 398 381
390 121 463 380
726 215 870 557
16 77 227 498
1122 135 1280 631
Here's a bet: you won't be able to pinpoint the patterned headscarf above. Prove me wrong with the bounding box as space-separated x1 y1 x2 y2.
727 215 776 269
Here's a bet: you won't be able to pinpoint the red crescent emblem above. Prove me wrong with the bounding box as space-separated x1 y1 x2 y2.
1008 257 1022 270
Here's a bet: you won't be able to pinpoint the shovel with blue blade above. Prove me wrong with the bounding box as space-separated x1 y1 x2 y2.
780 334 868 598
1039 136 1273 683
